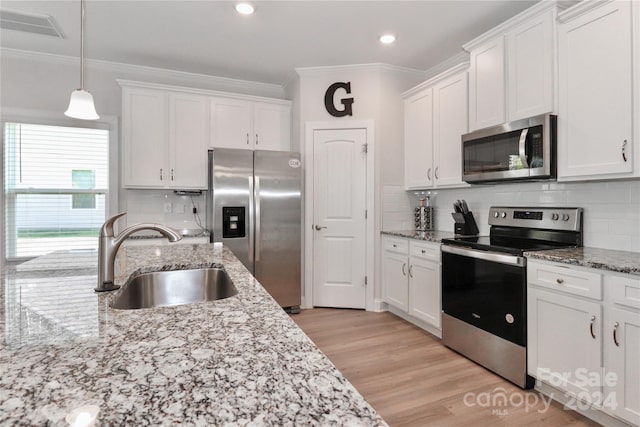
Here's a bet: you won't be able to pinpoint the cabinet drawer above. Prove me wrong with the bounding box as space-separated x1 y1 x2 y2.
607 275 640 310
383 237 409 255
410 241 441 262
528 261 602 300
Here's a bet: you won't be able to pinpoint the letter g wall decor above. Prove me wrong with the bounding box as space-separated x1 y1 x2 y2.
324 82 354 117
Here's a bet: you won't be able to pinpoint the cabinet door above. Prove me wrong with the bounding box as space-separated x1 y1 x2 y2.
169 93 208 189
528 287 603 399
382 250 409 312
433 71 468 188
122 88 167 188
210 98 253 149
408 257 441 328
404 89 434 189
469 36 506 131
558 1 633 179
604 307 640 425
507 10 554 121
253 102 291 151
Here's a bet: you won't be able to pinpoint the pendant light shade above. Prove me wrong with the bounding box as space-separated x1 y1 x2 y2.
65 0 99 120
65 89 99 120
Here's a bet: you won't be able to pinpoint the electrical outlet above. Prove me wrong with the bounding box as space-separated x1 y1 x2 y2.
164 202 172 213
175 203 185 214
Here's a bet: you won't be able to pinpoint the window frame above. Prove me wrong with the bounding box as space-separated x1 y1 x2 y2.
1 109 119 266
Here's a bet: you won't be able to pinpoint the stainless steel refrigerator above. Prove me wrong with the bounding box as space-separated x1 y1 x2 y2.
207 149 302 311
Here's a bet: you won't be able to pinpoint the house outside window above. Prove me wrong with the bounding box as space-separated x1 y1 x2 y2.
3 122 109 260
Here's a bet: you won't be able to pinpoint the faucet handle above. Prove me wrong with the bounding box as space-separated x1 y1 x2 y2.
100 212 126 237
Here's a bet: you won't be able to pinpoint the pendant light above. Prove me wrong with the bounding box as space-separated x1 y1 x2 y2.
65 0 99 120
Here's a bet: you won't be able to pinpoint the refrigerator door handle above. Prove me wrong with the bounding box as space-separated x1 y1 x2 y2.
254 175 261 262
248 175 255 269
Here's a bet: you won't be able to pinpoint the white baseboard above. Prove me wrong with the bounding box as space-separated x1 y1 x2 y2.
388 305 442 339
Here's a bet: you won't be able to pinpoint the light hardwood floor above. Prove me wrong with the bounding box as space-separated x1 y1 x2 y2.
292 308 602 427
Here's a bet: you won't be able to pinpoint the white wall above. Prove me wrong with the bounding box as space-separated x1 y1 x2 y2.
292 64 423 307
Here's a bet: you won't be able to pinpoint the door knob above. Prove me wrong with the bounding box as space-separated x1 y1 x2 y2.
314 225 327 231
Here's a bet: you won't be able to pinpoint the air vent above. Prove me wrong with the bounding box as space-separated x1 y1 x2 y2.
0 9 63 38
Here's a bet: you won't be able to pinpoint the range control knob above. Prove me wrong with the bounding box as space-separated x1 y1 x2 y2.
500 212 507 218
551 213 559 221
562 214 570 221
493 211 499 218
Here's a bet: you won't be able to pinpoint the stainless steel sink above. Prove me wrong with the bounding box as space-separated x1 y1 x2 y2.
110 268 238 310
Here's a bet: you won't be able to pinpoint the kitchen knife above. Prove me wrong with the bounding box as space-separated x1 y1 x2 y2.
461 200 469 214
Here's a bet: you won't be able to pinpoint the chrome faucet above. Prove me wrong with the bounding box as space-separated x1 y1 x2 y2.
96 212 182 292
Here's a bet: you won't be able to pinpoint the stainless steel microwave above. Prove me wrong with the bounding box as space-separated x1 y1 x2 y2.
462 114 556 183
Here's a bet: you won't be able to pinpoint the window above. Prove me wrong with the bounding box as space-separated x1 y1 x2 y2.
3 122 109 260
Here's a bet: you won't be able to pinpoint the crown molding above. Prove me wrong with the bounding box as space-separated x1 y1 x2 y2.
295 62 424 77
463 0 559 52
422 51 470 81
402 61 470 98
1 48 286 99
558 0 612 23
116 79 292 106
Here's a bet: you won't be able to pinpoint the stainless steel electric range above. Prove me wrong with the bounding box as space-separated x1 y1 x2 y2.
440 206 583 389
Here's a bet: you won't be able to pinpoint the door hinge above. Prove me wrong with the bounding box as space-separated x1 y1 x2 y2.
365 209 368 219
365 276 368 286
362 143 368 154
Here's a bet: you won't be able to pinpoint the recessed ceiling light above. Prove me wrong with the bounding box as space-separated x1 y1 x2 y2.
235 3 255 15
379 34 396 45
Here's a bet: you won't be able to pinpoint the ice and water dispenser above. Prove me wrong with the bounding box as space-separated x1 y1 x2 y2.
222 206 246 238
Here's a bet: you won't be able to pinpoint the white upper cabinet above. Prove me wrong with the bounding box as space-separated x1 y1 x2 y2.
468 36 506 130
404 88 434 189
465 2 556 131
558 1 637 180
210 98 291 151
210 98 253 149
507 10 554 121
403 65 469 190
121 85 208 190
433 71 469 187
122 87 168 188
168 92 209 189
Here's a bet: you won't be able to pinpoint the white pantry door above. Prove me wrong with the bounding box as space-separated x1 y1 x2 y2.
312 128 367 308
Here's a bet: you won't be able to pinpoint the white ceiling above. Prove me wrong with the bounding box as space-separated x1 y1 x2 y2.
1 1 538 86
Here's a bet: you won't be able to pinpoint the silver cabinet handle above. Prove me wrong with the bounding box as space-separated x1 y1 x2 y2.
256 133 259 145
622 140 628 162
160 168 163 180
314 225 327 231
427 168 432 181
421 249 426 254
408 265 413 278
556 278 564 284
435 166 439 180
613 322 620 347
518 128 530 168
246 133 250 145
392 244 397 248
590 315 596 339
170 168 174 181
402 263 406 276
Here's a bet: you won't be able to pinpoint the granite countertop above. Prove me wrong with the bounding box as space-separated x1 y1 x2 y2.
381 229 456 243
525 246 640 276
0 244 385 426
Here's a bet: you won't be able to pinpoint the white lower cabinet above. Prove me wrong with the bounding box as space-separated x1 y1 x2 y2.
528 260 640 426
382 236 441 332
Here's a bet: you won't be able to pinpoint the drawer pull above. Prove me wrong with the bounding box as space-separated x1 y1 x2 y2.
590 315 596 339
402 263 406 276
613 322 620 347
393 244 397 248
556 278 564 284
421 249 426 254
622 140 628 162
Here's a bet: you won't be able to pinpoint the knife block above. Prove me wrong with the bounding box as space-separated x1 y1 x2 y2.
452 211 480 236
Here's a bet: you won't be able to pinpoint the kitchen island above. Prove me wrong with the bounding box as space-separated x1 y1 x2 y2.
0 243 386 426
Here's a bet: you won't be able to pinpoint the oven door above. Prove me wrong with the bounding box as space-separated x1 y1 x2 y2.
441 245 527 345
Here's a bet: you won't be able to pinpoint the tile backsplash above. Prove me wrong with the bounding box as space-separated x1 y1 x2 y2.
383 181 640 253
123 189 208 233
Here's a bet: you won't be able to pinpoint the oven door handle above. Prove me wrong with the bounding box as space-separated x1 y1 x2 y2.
442 245 526 267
